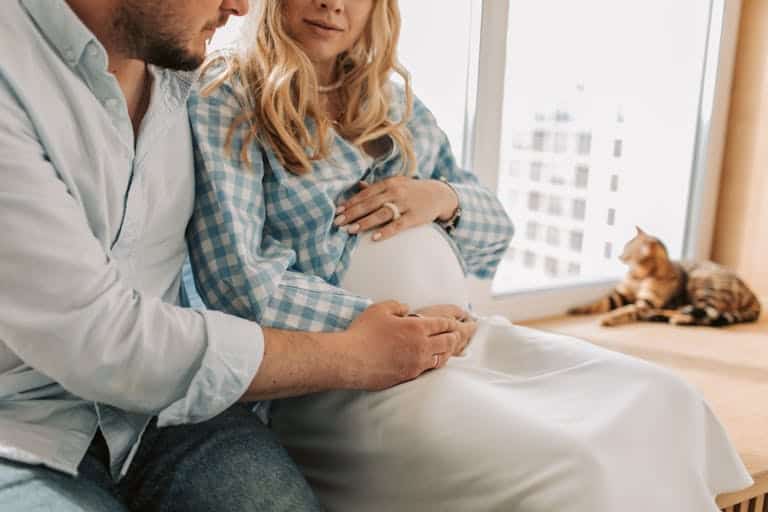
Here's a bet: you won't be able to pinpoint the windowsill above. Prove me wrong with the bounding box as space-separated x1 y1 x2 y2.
519 304 768 506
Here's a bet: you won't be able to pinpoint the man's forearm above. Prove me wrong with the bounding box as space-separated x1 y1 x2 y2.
240 327 356 401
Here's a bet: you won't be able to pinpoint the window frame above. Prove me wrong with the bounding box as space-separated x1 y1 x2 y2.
462 0 743 321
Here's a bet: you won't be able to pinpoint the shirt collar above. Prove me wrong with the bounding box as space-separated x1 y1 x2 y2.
21 0 97 68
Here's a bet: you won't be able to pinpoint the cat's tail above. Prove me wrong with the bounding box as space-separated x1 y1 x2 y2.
567 290 631 315
671 297 761 327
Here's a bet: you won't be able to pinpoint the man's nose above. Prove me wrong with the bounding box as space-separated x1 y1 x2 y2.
221 0 249 17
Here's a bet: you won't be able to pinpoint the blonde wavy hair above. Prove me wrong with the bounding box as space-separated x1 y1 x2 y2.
202 0 415 175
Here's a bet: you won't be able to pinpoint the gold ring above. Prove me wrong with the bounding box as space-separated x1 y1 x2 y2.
382 202 401 221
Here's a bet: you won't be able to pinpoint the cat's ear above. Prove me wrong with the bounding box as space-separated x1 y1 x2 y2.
635 226 646 236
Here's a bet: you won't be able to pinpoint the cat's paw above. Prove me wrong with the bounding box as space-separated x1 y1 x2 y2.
600 316 619 327
669 313 694 325
567 306 589 315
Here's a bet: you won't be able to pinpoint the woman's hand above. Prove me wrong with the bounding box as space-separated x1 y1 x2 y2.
334 177 458 241
413 304 478 356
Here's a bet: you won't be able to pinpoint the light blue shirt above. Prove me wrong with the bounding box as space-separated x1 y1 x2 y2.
0 0 264 479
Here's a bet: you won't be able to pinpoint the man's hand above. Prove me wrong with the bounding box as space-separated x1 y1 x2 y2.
414 304 478 356
339 301 464 390
242 302 467 402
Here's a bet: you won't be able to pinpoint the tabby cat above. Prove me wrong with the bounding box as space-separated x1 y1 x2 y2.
567 227 762 327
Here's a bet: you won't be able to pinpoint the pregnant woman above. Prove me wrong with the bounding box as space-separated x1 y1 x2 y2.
186 0 751 510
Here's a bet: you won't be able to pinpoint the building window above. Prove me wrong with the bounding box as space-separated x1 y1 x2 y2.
546 226 560 246
606 208 616 226
604 242 613 259
528 191 542 211
568 262 581 275
577 133 592 155
613 139 623 158
532 130 547 151
545 257 559 276
574 165 589 188
547 196 563 216
524 250 537 268
525 221 540 241
530 161 543 181
610 174 620 192
571 198 587 220
569 230 584 251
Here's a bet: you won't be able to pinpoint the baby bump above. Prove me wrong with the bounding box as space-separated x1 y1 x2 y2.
340 224 469 310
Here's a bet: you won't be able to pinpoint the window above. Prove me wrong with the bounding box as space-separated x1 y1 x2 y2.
532 130 547 151
571 198 586 220
523 250 537 268
574 165 589 188
568 262 582 275
569 230 584 251
545 257 559 276
613 139 623 158
576 133 592 155
528 191 542 211
483 0 731 312
547 196 563 216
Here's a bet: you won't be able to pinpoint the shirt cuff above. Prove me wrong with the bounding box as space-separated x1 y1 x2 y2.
157 309 264 426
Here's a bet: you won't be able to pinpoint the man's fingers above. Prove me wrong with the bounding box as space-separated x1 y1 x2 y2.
421 315 459 336
425 333 461 362
375 300 410 317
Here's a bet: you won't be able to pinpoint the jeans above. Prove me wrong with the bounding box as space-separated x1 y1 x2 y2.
0 404 322 511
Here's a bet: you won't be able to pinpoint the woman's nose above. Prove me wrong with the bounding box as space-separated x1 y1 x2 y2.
317 0 344 14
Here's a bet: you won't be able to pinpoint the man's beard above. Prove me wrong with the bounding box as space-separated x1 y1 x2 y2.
112 2 209 71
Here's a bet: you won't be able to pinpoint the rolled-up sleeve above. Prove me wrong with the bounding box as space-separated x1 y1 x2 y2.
0 77 262 425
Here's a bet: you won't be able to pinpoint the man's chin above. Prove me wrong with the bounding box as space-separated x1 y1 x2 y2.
148 50 205 71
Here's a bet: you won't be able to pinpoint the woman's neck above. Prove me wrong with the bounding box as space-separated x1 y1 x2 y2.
314 59 338 87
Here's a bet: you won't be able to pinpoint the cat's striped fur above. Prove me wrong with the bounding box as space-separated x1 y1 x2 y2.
567 228 761 327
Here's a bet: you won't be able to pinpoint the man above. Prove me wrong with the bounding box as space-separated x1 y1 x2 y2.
0 1 470 510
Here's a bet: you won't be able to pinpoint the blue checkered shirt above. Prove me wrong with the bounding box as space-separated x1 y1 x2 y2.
187 74 514 332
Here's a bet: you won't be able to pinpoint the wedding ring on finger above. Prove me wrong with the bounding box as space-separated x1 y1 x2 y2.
432 354 440 369
382 201 401 221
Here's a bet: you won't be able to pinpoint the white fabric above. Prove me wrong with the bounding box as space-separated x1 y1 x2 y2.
271 224 752 511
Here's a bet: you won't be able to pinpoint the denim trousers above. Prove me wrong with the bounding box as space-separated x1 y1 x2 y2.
0 404 323 511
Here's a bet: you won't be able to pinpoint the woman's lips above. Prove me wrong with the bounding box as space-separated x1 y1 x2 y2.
304 19 344 33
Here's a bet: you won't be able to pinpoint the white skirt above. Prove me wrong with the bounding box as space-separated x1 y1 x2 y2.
271 316 752 511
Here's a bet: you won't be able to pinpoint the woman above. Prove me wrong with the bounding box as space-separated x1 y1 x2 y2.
186 0 752 510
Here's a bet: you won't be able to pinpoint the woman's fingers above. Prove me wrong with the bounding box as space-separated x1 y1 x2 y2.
344 203 401 234
372 215 414 241
334 190 395 227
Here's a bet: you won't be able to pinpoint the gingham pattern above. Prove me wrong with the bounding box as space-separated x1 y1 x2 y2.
187 76 514 332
